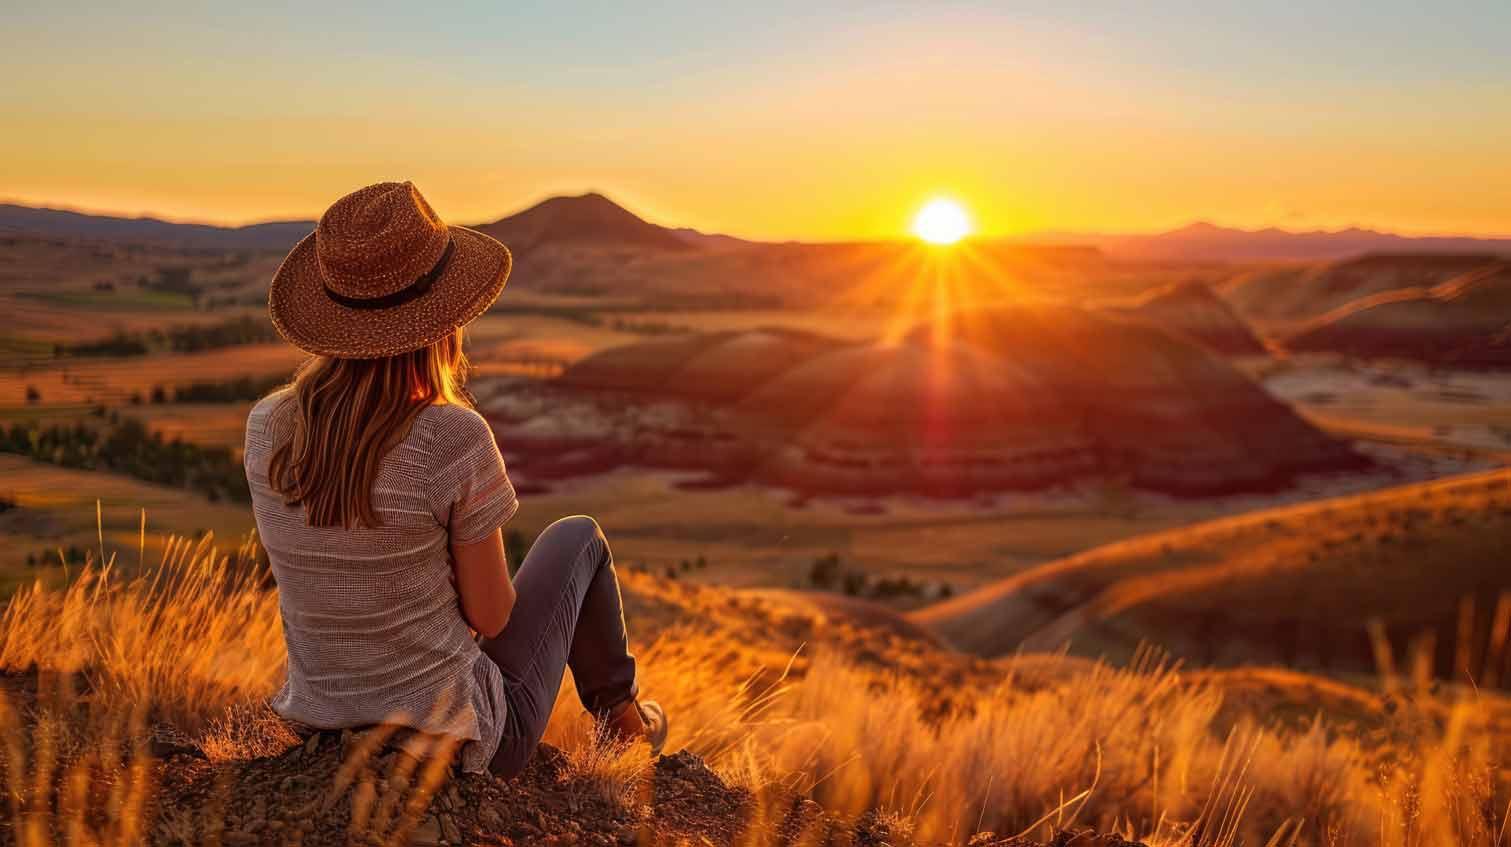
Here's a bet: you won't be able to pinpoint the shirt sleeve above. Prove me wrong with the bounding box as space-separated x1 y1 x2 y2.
428 409 519 545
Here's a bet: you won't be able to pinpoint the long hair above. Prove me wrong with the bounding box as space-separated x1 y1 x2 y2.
268 329 471 529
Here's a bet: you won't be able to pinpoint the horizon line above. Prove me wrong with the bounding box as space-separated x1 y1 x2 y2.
4 193 1510 245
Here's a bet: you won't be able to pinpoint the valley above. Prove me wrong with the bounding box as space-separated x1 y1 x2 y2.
1 191 1509 845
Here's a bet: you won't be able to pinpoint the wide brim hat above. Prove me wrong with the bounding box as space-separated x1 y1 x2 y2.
269 181 511 359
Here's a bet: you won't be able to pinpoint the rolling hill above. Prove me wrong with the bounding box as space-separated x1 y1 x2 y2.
912 468 1511 683
1221 252 1504 326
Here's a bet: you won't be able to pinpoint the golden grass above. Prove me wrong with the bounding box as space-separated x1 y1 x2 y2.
0 526 1506 846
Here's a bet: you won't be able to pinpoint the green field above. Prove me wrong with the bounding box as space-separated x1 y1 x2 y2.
17 288 197 312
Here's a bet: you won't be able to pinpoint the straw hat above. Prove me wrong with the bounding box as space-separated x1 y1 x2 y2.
269 181 511 358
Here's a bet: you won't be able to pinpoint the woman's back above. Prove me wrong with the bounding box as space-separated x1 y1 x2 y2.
245 388 516 770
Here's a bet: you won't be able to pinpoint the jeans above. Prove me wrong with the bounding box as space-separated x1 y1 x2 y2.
478 515 638 779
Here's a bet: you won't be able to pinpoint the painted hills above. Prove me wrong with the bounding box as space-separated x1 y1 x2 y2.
912 468 1511 683
509 307 1360 496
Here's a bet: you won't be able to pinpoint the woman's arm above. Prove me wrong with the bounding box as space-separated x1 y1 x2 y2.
451 528 517 638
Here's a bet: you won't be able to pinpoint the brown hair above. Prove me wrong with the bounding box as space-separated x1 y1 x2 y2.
269 329 471 529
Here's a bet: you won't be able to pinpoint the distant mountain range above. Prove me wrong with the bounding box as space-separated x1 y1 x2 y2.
0 193 736 254
0 203 314 251
3 196 1507 262
1026 221 1511 262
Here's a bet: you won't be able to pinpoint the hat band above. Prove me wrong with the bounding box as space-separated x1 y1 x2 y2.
323 237 455 311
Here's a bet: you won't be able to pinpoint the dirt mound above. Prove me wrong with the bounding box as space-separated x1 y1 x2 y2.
1280 262 1511 367
1222 253 1503 326
1108 281 1267 355
912 469 1511 681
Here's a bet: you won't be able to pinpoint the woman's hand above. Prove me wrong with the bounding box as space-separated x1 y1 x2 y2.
450 528 516 639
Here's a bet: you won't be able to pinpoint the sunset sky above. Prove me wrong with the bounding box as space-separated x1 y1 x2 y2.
3 2 1508 241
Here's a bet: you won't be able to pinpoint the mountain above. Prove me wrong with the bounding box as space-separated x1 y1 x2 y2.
1028 221 1511 263
0 193 737 255
473 192 695 252
912 468 1511 682
0 203 313 251
1280 261 1511 367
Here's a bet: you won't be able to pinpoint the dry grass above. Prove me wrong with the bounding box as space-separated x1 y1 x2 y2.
0 524 1506 846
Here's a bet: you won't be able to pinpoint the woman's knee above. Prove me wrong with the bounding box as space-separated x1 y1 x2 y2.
539 514 605 548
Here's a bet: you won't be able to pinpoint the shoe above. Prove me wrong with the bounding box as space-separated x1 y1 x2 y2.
637 700 669 757
602 698 669 757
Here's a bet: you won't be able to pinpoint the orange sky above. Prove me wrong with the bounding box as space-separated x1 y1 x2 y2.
3 5 1508 240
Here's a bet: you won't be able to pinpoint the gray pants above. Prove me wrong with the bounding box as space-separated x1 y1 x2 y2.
479 515 639 779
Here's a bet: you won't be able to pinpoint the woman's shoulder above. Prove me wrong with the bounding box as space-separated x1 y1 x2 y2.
249 387 294 420
245 388 295 446
414 403 496 450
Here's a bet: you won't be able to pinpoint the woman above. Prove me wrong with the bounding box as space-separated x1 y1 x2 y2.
244 181 666 778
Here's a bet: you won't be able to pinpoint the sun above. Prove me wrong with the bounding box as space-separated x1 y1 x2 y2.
912 198 972 245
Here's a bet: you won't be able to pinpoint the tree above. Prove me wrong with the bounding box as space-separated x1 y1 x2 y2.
809 552 842 589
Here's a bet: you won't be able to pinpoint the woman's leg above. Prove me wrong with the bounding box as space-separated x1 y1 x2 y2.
478 515 638 779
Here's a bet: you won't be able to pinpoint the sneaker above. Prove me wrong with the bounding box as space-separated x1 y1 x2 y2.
602 698 669 757
637 700 669 757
